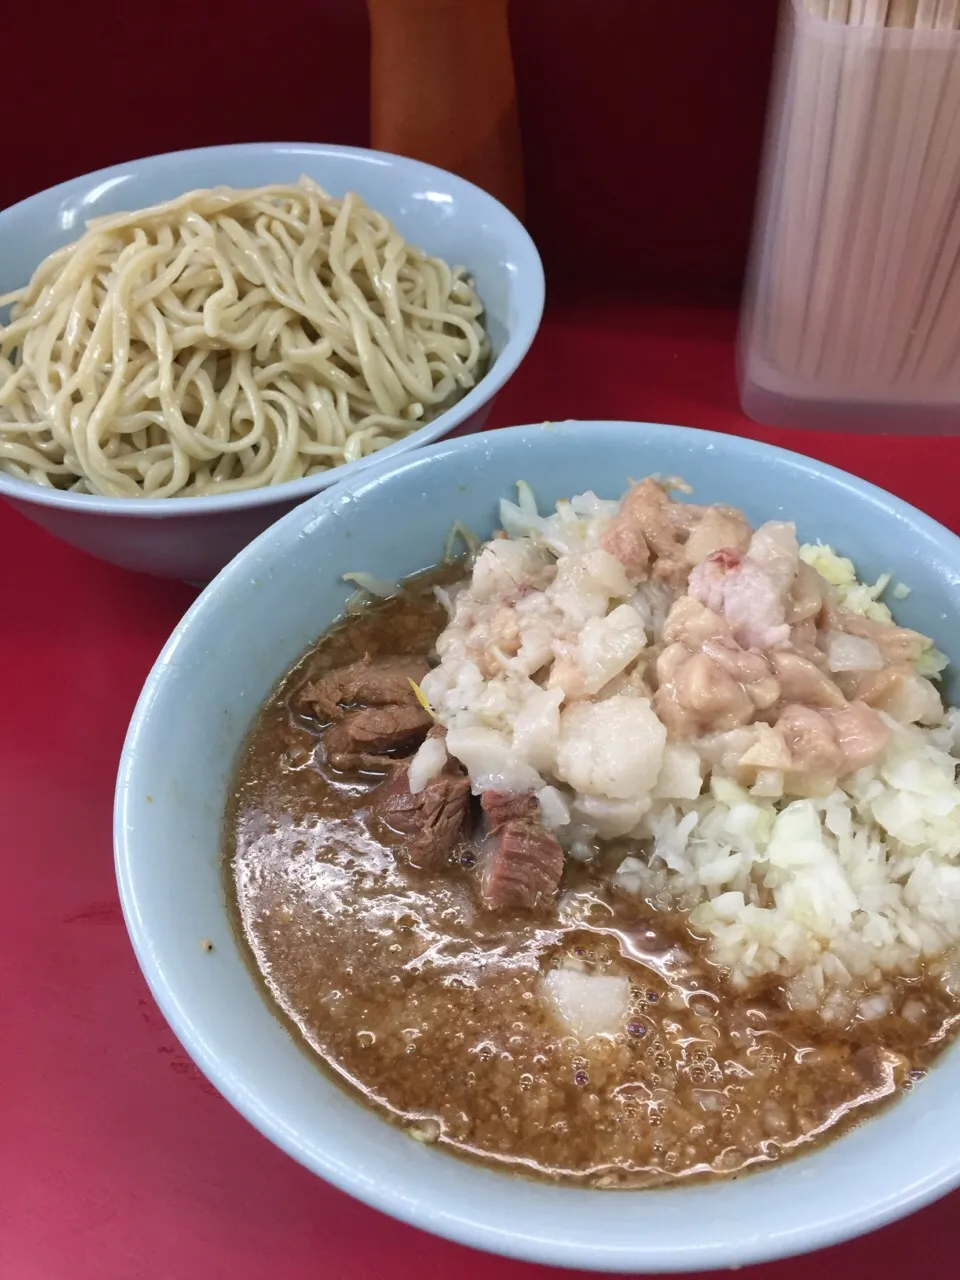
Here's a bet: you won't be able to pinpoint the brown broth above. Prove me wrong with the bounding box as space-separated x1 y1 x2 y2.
225 572 960 1187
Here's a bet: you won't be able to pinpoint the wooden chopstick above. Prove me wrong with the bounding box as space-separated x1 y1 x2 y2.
800 0 889 380
854 0 938 384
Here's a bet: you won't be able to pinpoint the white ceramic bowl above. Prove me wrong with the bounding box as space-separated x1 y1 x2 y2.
0 142 543 581
115 422 960 1272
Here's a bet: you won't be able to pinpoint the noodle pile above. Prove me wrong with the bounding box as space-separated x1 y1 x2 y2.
0 178 488 497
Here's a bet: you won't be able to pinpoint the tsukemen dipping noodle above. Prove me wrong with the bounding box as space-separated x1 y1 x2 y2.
227 478 960 1186
0 178 487 497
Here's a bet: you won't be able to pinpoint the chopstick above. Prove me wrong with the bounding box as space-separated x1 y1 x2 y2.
817 0 897 385
858 0 943 383
799 0 888 380
766 0 844 374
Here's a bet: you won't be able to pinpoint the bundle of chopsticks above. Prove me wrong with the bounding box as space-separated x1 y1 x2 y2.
753 0 960 398
808 1 958 25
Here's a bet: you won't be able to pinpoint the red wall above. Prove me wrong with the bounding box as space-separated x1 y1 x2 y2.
8 0 778 296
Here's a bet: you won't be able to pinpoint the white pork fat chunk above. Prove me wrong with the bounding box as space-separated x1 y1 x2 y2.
556 694 666 800
445 725 542 794
576 603 648 695
471 539 553 603
655 742 704 799
542 968 631 1040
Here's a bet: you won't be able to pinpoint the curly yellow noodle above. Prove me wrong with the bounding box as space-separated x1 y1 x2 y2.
0 177 488 497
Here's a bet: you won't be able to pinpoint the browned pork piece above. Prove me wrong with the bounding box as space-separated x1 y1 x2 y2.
373 729 472 870
325 704 433 771
298 655 430 719
478 790 564 910
821 703 891 773
688 547 791 651
775 705 844 787
681 505 754 567
775 702 890 794
848 663 944 725
655 645 757 737
653 598 781 737
787 561 826 625
297 655 434 771
768 651 846 709
828 608 931 665
479 790 540 829
601 478 752 586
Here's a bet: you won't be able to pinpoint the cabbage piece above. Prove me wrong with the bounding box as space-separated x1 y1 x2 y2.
341 571 398 598
499 480 545 541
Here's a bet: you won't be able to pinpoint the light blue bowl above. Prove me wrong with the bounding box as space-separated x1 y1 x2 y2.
115 421 960 1272
0 142 543 581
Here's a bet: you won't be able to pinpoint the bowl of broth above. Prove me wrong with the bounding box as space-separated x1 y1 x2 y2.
115 421 960 1271
0 142 543 582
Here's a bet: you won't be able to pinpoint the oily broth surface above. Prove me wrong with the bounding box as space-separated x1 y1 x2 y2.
226 572 958 1186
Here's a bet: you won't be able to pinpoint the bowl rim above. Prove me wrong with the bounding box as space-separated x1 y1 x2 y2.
0 140 544 518
115 420 960 1272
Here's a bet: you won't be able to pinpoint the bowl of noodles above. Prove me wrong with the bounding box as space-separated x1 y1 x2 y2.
115 421 960 1271
0 142 543 581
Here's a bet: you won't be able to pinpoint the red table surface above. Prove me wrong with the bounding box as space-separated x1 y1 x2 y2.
3 301 960 1280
